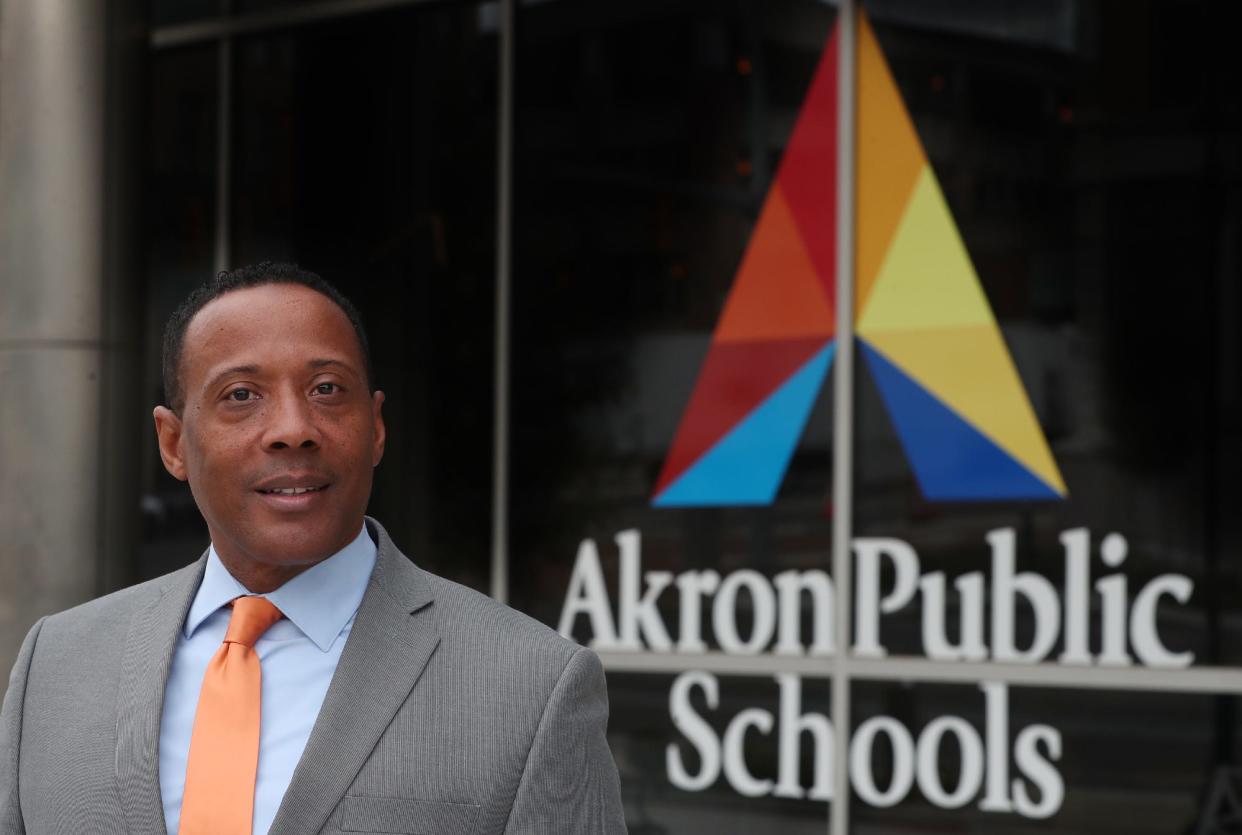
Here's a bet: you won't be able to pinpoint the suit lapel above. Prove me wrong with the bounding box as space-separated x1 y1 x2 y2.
116 556 207 835
268 519 440 835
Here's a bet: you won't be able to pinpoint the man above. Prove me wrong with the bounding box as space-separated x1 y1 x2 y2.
0 263 626 834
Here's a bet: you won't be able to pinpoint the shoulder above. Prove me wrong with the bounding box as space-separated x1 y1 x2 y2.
420 570 584 674
407 569 610 743
367 517 586 685
36 559 200 645
13 558 202 702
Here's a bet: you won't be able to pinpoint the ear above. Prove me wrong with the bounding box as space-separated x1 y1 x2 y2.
370 390 387 468
153 406 189 481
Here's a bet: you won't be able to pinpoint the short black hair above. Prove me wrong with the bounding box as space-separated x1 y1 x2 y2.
161 261 374 413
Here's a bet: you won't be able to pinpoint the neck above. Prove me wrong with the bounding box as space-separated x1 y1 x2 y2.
205 522 364 593
217 556 316 594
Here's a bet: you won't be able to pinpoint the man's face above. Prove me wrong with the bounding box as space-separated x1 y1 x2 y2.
153 283 385 588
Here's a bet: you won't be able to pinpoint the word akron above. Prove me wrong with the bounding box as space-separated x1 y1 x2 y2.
556 528 1195 819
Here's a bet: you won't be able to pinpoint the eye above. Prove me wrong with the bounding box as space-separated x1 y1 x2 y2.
228 388 255 402
313 382 341 396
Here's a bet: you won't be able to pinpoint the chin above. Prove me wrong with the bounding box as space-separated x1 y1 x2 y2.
229 520 342 566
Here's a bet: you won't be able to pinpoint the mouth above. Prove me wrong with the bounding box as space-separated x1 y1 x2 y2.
257 485 328 496
252 476 333 512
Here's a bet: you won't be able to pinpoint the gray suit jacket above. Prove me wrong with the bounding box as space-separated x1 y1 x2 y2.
0 518 626 834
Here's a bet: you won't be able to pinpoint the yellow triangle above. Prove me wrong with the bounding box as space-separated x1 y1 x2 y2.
856 12 926 318
858 167 995 333
865 326 1066 495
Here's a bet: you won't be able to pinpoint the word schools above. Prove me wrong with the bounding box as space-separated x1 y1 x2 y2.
669 674 1060 818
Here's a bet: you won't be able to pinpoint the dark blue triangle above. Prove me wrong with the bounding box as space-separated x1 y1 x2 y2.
860 340 1060 501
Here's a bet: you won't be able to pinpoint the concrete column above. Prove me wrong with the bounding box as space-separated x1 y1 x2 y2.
0 0 142 674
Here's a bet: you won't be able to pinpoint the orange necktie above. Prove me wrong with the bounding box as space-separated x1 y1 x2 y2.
179 596 284 835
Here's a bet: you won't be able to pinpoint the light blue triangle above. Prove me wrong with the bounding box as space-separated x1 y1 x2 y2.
654 342 835 506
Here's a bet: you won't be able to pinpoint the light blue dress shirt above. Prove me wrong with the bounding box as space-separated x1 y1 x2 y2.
159 526 377 835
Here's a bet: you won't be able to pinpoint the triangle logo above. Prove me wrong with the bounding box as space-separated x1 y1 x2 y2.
653 12 1066 507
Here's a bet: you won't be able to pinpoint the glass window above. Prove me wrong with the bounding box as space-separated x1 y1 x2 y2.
855 0 1242 669
850 680 1229 832
611 671 834 833
140 45 219 579
845 1 1242 830
234 0 303 15
510 0 838 829
151 0 221 28
138 2 1242 832
228 4 498 588
511 0 1242 831
510 0 838 622
141 3 498 589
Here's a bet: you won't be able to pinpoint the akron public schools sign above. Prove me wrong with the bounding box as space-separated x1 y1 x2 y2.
555 13 1196 821
557 528 1194 819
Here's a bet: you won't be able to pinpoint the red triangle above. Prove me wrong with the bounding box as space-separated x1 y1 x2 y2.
654 337 830 496
775 28 838 302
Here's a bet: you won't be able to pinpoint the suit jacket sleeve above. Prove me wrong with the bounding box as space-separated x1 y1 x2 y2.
0 617 45 835
504 646 626 835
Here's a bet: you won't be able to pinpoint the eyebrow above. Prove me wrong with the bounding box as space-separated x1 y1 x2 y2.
308 358 353 372
203 364 260 393
308 357 365 381
201 358 360 394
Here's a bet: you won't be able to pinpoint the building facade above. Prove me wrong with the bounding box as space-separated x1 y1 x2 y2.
3 0 1242 831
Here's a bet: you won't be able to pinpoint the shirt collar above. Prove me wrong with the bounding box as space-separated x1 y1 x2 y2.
185 525 378 652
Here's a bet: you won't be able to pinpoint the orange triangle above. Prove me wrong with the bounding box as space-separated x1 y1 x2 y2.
716 185 835 343
855 11 926 318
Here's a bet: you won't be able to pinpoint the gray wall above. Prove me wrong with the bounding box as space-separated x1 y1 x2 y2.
0 0 142 675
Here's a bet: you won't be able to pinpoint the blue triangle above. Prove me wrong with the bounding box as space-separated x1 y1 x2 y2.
860 340 1060 501
654 342 835 506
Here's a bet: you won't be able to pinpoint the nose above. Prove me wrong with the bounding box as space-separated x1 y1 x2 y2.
261 392 322 451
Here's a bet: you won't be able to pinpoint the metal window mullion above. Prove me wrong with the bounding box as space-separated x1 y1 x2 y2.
490 0 515 605
829 1 858 833
151 0 441 49
213 34 232 274
594 651 1242 696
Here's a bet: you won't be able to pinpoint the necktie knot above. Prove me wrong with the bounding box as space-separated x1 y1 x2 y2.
224 596 283 648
